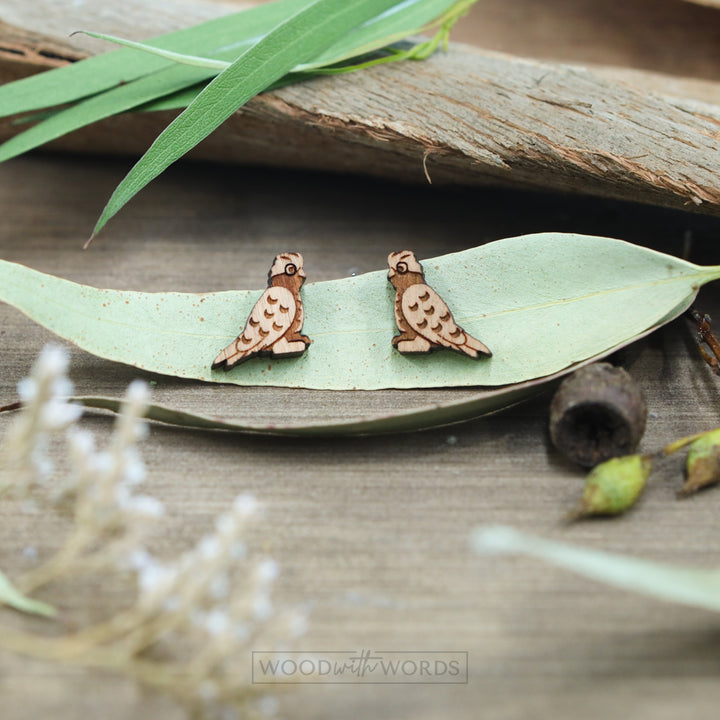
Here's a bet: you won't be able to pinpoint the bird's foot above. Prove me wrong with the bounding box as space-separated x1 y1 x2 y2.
272 337 309 357
391 333 413 348
396 336 432 354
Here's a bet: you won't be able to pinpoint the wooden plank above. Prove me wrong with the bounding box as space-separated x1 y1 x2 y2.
2 152 720 720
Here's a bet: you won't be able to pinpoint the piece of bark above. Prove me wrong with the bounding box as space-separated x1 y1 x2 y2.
4 0 720 215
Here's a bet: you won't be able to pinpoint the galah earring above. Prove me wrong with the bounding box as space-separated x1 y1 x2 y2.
212 252 310 370
387 250 491 359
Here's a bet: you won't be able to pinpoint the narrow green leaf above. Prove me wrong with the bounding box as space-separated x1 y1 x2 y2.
472 526 720 613
0 65 216 164
139 0 478 113
0 569 56 618
1 1 472 163
90 0 407 238
0 51 239 164
0 0 308 118
0 234 716 391
296 0 476 71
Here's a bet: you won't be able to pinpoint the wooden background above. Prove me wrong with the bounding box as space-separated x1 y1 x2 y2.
3 2 720 719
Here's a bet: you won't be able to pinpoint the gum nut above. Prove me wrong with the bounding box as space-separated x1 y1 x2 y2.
680 428 720 497
550 363 647 468
570 454 652 520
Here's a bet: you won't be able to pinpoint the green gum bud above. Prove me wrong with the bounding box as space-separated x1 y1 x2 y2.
570 454 652 520
680 428 720 497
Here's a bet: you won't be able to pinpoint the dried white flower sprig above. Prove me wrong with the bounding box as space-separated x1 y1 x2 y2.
0 344 82 484
0 346 306 719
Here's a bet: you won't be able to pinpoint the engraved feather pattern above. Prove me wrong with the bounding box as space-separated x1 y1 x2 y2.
401 284 467 349
224 286 295 360
212 252 308 369
387 249 491 359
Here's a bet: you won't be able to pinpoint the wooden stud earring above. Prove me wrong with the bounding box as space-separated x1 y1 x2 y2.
212 252 310 370
387 250 492 359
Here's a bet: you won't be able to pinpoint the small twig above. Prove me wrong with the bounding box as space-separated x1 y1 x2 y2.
689 308 720 375
0 401 22 413
422 149 433 184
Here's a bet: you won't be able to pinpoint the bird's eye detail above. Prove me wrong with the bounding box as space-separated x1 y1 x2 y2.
285 263 297 276
396 261 408 274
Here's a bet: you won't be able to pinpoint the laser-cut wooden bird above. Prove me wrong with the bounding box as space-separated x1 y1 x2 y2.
212 252 310 370
387 250 491 359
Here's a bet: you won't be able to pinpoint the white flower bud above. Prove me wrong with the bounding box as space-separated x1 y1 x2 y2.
40 399 82 430
232 493 258 518
129 494 165 518
138 562 177 608
214 512 237 538
35 344 70 377
125 379 150 407
209 572 229 600
204 607 230 636
231 541 247 560
16 377 38 403
257 559 279 584
253 593 273 621
199 534 222 562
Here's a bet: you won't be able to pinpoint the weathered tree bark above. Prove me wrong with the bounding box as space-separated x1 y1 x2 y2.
3 0 720 214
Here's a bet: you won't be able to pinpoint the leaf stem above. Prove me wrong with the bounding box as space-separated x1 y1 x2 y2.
72 31 232 70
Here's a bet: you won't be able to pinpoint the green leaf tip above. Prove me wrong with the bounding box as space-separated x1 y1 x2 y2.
0 569 57 618
472 526 720 613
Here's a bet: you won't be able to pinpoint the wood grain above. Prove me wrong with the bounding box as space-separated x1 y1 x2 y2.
2 151 720 720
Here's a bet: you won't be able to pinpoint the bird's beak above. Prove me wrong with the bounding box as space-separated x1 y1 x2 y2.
387 268 396 279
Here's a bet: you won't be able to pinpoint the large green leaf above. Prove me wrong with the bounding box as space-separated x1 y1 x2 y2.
0 234 717 392
91 0 409 237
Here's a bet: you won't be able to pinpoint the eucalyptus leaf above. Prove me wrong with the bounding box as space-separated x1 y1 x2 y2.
0 0 476 233
0 0 459 163
294 0 472 71
0 0 308 117
0 234 716 393
472 526 720 613
90 0 413 237
0 569 56 618
66 382 546 436
50 339 656 435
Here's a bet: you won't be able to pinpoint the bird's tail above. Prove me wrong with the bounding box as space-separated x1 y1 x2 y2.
460 334 492 359
212 340 251 370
